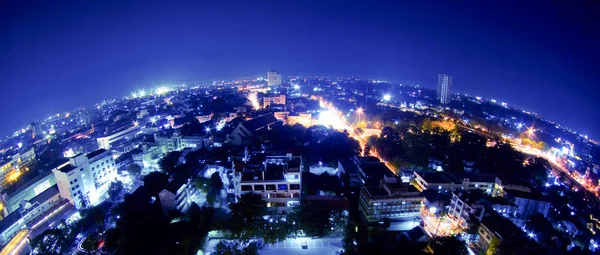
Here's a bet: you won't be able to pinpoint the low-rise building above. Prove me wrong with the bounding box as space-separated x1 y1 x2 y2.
263 94 286 108
97 123 141 150
159 172 201 215
477 213 524 255
412 171 500 195
448 190 486 229
503 189 551 219
338 159 361 187
229 114 278 146
235 157 301 213
0 185 65 246
359 179 424 223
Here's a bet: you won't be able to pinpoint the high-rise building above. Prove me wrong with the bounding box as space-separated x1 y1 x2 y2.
30 121 41 138
437 73 452 104
267 70 282 86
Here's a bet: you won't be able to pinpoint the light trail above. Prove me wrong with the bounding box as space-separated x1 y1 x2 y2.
317 99 397 173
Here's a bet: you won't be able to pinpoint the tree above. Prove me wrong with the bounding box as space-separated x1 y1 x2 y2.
159 151 182 174
227 193 267 241
108 181 124 202
127 163 142 178
214 241 258 255
194 177 211 193
210 172 224 191
81 233 99 253
288 202 332 237
143 171 169 195
428 236 469 255
31 228 70 255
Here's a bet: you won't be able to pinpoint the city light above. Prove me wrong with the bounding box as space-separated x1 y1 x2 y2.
383 94 391 101
155 86 169 95
356 107 363 114
293 84 300 90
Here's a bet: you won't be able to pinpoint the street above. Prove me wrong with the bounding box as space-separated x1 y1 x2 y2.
205 237 342 255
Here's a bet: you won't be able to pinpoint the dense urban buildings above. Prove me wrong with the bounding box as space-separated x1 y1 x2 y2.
0 72 597 255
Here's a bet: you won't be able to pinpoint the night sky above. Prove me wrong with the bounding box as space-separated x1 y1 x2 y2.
1 1 599 139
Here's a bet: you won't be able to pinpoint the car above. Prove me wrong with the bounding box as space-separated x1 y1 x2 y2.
301 240 308 249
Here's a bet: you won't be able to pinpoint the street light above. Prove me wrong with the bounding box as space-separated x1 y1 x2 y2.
356 107 363 114
383 94 391 101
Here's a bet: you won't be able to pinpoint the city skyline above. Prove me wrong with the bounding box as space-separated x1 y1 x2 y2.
1 0 599 139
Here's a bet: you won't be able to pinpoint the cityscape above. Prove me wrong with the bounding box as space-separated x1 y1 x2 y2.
2 1 599 255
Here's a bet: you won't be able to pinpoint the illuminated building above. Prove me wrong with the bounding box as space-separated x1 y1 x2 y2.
86 149 118 194
0 171 56 218
229 114 278 146
448 190 486 229
154 127 212 154
96 123 141 150
437 73 452 104
359 179 424 223
0 185 63 246
263 94 286 108
267 70 282 86
286 112 312 126
235 153 302 213
52 150 115 209
30 121 42 138
158 171 201 216
0 148 36 189
412 171 500 194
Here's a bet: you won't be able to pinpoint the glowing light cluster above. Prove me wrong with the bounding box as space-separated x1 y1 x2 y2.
247 92 260 110
155 86 170 95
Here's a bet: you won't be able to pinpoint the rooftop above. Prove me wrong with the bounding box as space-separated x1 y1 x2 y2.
57 164 76 173
86 149 108 159
504 189 551 202
414 171 460 184
27 185 59 205
241 114 277 132
481 213 523 240
339 159 359 174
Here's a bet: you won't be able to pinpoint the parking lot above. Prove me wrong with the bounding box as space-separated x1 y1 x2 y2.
260 238 342 255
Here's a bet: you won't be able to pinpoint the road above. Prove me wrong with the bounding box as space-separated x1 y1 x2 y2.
205 237 342 255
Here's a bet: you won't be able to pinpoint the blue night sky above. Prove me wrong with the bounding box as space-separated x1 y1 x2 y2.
1 0 599 138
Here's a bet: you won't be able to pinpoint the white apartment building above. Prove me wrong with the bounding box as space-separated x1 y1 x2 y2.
53 149 116 209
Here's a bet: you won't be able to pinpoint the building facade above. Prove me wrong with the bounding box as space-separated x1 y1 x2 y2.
267 70 282 86
437 73 452 104
359 180 424 223
263 95 286 108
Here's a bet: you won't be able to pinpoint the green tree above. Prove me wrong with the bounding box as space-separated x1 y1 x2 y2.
210 172 224 191
143 171 169 195
194 177 211 193
287 202 333 237
31 228 70 255
428 235 469 255
108 181 124 201
227 193 267 241
127 163 142 178
81 233 99 253
160 151 182 174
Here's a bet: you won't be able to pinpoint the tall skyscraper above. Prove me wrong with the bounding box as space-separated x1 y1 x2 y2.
267 70 282 86
437 73 452 104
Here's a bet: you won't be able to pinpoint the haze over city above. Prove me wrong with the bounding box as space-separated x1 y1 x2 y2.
1 0 599 139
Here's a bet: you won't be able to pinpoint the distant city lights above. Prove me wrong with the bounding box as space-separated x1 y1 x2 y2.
383 94 391 101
